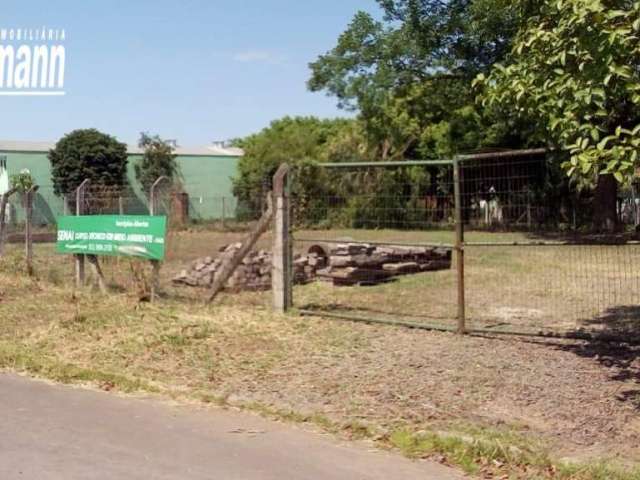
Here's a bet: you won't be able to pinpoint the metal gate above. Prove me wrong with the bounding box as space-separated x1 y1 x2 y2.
289 150 640 340
291 158 464 331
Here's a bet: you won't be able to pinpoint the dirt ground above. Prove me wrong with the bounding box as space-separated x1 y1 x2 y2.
1 229 640 474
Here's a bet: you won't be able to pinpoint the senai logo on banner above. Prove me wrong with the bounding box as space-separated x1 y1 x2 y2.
0 27 66 96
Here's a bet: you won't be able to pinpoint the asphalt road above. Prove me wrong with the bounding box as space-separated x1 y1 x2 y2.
0 374 463 479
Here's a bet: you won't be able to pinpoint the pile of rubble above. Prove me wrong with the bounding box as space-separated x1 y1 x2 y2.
172 243 324 291
316 243 452 286
172 242 451 291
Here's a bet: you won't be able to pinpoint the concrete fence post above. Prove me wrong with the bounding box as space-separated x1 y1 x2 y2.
272 164 292 313
453 158 466 334
25 185 39 276
149 176 170 302
75 179 90 288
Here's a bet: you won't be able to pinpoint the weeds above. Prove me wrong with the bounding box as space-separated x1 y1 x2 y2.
1 233 640 480
0 334 638 480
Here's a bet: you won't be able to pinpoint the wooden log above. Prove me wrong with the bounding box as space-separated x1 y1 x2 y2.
207 194 274 303
87 255 108 293
382 262 420 274
420 259 452 271
329 255 353 267
329 267 393 285
329 253 391 269
353 253 391 268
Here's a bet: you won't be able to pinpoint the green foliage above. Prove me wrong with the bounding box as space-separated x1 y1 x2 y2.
48 129 128 196
308 0 529 158
477 0 640 184
231 116 352 218
232 115 439 227
134 132 179 194
9 169 35 193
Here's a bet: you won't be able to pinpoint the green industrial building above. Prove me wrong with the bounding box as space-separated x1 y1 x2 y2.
0 140 242 225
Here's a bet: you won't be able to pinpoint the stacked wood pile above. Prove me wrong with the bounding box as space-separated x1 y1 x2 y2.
173 242 451 291
172 243 326 290
316 243 452 286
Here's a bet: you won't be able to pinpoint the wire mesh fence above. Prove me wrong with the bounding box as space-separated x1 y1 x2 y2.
3 153 640 338
0 178 254 293
291 162 460 327
71 186 268 297
290 153 640 338
464 243 640 333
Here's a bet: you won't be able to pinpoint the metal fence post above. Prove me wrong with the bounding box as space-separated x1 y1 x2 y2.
25 185 39 276
453 157 466 334
75 179 90 288
149 176 170 302
273 164 292 313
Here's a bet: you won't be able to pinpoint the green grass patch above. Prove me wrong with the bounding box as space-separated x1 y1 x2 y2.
0 342 160 394
388 428 640 479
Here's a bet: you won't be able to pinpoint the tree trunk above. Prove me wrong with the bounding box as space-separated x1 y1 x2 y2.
594 173 618 232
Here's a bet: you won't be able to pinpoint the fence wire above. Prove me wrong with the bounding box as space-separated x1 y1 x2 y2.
291 154 640 338
292 163 459 327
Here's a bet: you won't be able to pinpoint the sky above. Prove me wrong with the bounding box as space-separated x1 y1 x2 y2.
0 0 377 146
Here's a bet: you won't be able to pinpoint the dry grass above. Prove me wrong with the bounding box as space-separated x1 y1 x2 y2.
2 230 640 479
294 229 640 333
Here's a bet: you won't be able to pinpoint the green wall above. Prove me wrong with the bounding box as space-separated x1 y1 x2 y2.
0 149 240 225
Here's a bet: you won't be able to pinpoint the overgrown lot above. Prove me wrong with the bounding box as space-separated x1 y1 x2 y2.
1 231 640 479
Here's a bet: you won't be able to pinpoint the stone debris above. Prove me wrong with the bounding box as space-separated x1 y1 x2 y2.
172 242 325 290
173 242 451 290
317 243 452 286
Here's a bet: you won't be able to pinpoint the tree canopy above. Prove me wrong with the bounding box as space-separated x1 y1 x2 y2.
232 115 435 227
231 116 353 217
308 0 529 158
233 0 640 230
48 129 128 196
135 133 179 195
476 0 640 185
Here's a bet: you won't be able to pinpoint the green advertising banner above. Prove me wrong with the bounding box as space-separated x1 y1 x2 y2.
56 215 167 260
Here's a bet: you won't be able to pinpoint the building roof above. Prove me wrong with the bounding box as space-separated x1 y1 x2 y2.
0 140 243 157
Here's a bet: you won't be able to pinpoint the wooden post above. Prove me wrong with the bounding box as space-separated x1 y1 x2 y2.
75 179 90 288
149 176 169 302
118 195 124 215
272 164 292 313
24 185 39 276
63 195 68 215
453 158 466 334
0 187 17 257
87 255 107 293
207 195 274 303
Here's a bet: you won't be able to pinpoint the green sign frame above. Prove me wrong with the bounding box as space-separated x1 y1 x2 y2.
56 215 167 261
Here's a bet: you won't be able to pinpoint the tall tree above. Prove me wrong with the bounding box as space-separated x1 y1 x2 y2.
477 0 640 230
48 129 128 196
135 133 179 195
308 0 527 158
231 116 353 218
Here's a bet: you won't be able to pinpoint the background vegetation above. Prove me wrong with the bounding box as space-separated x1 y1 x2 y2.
233 0 640 232
48 129 128 196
